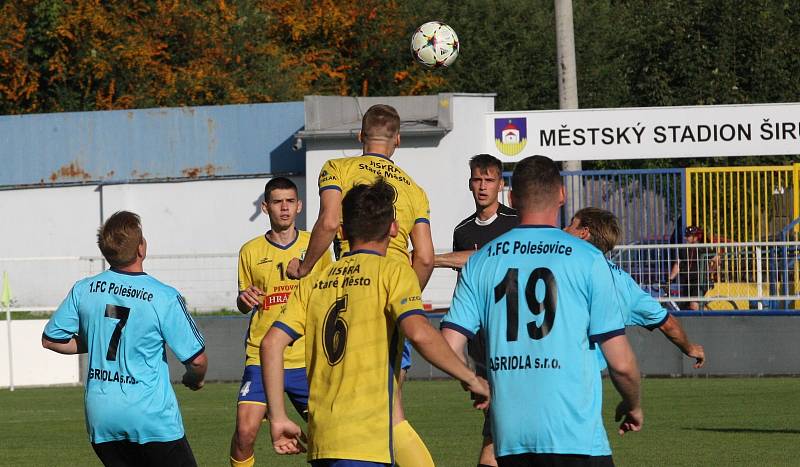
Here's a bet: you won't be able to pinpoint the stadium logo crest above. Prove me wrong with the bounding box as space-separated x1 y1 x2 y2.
494 118 527 157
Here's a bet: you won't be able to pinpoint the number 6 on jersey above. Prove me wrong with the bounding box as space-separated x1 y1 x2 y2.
323 295 349 365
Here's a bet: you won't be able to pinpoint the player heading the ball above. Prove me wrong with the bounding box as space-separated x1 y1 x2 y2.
261 179 489 466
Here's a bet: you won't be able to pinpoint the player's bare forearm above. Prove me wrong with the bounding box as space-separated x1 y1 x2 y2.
41 335 87 355
410 222 434 290
261 328 291 422
411 250 434 290
433 250 475 269
290 189 341 279
600 335 641 410
603 335 644 435
182 352 207 391
441 327 469 364
402 316 489 406
658 314 705 368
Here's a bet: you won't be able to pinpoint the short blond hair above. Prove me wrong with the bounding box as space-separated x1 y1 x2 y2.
361 104 400 141
573 207 620 254
97 211 143 268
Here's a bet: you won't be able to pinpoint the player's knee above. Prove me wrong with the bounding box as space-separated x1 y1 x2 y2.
234 424 259 449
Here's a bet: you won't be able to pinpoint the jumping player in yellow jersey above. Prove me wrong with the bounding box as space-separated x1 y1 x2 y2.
285 104 436 466
262 179 489 466
229 177 332 467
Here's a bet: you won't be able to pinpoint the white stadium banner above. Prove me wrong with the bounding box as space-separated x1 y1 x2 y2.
486 102 800 162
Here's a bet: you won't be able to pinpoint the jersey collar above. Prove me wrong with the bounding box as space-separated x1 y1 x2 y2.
516 224 558 229
364 152 393 163
109 268 148 276
342 249 383 257
265 228 299 250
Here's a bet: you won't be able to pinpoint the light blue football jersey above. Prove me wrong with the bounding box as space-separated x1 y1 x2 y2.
43 269 205 444
607 260 668 329
594 260 669 371
442 226 625 457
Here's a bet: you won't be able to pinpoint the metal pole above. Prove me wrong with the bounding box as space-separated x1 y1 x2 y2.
5 305 13 391
555 0 582 220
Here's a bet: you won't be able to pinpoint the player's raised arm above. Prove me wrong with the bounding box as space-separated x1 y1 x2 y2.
659 314 705 368
287 188 341 279
600 335 643 435
410 221 435 289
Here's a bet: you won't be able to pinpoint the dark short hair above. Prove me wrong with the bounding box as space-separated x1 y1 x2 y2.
469 154 503 176
510 155 563 212
264 177 298 201
685 225 704 237
342 179 395 243
97 211 143 268
361 104 400 141
573 207 620 254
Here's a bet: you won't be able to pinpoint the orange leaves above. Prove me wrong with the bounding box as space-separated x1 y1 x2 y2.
0 0 448 114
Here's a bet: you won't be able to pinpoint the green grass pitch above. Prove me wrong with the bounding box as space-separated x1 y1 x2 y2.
2 378 800 466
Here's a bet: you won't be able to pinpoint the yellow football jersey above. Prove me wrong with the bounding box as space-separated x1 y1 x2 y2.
238 230 332 368
274 250 425 464
317 153 430 263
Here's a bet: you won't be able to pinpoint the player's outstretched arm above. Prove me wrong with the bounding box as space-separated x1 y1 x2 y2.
600 334 643 436
410 222 435 290
659 314 705 368
433 250 475 269
181 352 207 391
403 316 489 408
261 327 305 454
41 335 87 355
287 189 341 280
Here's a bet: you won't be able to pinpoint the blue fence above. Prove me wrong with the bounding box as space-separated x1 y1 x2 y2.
503 168 685 244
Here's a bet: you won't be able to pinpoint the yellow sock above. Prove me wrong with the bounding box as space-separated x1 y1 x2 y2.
393 420 435 467
230 454 255 467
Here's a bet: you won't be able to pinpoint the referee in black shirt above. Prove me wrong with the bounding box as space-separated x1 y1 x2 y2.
435 153 518 467
435 154 518 269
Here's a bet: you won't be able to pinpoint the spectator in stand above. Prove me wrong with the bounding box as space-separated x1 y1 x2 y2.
669 225 718 310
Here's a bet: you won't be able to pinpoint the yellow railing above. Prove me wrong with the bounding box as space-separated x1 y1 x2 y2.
685 164 800 242
686 164 800 309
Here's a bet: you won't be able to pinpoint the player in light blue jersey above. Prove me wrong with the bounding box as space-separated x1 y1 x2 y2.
42 211 207 467
441 156 643 467
564 207 705 369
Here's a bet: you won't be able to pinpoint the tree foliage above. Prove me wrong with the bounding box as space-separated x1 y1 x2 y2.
2 0 800 167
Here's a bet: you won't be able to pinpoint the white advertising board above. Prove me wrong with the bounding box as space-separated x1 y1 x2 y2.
486 102 800 162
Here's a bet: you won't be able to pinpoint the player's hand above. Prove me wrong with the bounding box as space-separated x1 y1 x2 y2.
615 401 643 435
238 286 264 311
687 343 706 368
465 375 491 410
181 372 204 391
286 258 304 280
270 418 306 455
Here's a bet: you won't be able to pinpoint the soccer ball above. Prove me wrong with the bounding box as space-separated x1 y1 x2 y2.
410 21 459 68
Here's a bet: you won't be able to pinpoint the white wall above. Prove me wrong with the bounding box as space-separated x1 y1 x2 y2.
0 319 80 388
0 176 305 310
304 94 495 307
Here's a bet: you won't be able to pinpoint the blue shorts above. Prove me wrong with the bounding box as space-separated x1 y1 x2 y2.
401 340 412 370
311 460 389 467
237 365 309 416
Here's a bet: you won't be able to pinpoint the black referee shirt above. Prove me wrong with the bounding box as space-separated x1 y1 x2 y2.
452 203 519 251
